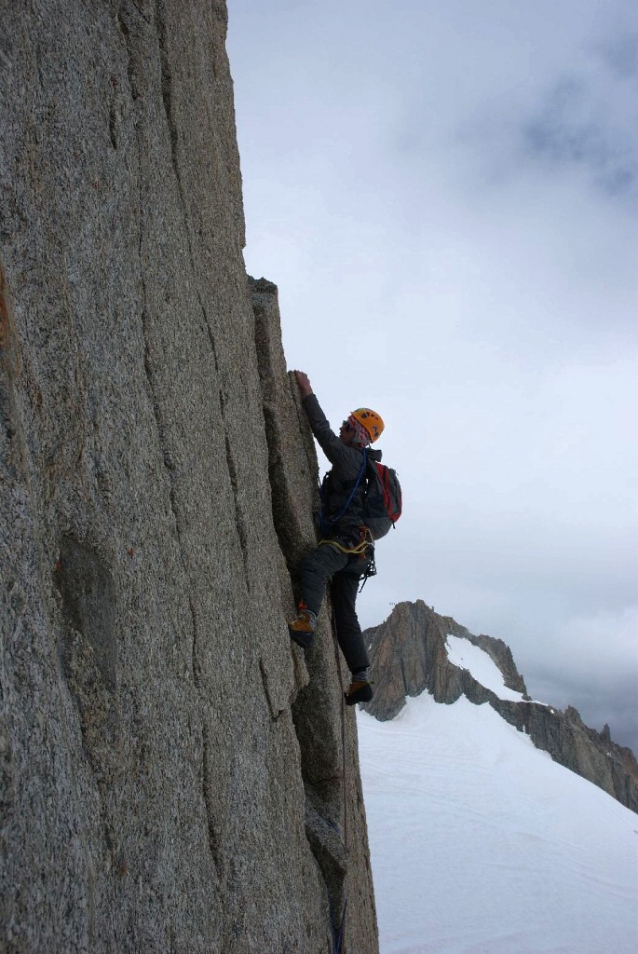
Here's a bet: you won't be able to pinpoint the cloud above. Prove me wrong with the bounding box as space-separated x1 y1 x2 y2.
521 73 636 200
228 0 637 753
527 606 638 749
596 29 638 81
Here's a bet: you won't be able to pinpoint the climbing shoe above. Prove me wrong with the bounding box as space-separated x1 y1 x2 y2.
345 679 374 706
288 604 317 649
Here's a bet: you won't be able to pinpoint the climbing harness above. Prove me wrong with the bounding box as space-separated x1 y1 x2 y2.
317 525 374 557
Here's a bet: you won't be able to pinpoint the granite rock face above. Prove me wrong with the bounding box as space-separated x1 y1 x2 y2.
363 601 638 813
251 278 379 951
0 4 377 952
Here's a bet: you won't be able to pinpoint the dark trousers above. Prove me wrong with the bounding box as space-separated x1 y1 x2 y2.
300 543 371 673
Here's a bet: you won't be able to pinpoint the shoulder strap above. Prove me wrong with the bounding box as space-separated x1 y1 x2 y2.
320 448 367 532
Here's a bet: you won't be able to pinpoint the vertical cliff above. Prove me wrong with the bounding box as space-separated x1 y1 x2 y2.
0 3 377 951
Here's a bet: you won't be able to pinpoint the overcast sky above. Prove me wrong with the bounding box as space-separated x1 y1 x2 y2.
226 0 637 750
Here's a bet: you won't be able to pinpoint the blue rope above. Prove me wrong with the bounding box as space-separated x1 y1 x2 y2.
319 447 367 533
334 898 347 953
328 891 348 954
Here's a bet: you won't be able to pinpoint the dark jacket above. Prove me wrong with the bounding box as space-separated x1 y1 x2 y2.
302 393 382 539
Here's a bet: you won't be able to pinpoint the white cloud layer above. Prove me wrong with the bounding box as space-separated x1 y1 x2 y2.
227 0 637 749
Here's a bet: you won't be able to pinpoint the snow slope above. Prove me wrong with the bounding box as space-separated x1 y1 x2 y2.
445 634 525 702
358 692 638 954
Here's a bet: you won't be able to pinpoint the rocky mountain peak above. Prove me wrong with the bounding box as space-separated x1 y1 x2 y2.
362 600 638 813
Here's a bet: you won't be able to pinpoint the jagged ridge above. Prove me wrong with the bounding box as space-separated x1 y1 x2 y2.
363 600 638 813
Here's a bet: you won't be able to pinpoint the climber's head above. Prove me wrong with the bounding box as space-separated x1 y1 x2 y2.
340 408 384 446
339 418 356 445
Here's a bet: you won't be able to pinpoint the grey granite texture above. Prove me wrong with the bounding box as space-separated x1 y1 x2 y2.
251 277 379 954
0 3 378 952
362 600 638 812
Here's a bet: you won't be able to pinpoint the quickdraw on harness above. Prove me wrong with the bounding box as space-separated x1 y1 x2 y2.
358 546 377 593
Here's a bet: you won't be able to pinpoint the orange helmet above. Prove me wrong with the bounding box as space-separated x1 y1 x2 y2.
351 407 384 443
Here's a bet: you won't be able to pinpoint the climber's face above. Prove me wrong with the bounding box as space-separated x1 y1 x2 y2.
339 419 355 445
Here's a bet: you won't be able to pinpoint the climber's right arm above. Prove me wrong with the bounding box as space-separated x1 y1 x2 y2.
301 393 355 470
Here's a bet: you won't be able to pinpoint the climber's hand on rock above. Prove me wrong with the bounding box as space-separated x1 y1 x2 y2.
294 371 313 397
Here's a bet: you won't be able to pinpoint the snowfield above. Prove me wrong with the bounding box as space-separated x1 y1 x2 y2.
358 674 638 953
444 635 525 702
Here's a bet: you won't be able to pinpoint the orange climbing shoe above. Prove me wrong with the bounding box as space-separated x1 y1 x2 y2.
288 604 317 649
345 679 373 706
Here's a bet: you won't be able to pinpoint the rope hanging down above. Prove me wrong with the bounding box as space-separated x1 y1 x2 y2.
329 604 349 954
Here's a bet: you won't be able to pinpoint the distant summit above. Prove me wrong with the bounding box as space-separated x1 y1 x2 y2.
362 600 638 812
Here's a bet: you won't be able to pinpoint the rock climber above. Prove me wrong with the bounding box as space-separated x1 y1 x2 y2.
288 370 385 706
